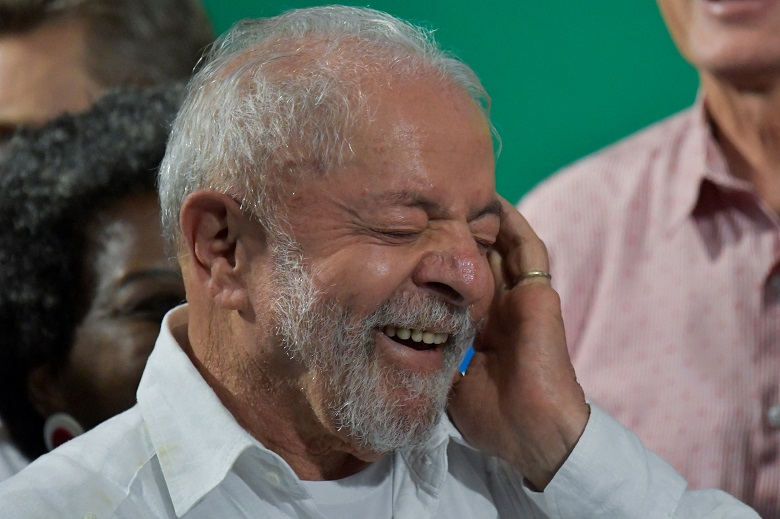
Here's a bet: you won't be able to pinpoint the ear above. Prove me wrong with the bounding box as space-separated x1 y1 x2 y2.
27 364 68 419
179 191 259 310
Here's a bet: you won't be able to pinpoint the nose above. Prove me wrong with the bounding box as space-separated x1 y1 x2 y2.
411 227 492 307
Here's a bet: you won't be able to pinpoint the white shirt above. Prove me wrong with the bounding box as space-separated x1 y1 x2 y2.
302 453 393 518
0 305 759 518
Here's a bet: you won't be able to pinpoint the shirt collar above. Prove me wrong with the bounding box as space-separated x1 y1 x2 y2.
664 94 754 235
662 96 711 235
137 305 259 516
399 414 458 496
138 305 460 513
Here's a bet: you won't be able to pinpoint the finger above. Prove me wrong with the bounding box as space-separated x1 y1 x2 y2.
494 196 550 286
488 249 507 291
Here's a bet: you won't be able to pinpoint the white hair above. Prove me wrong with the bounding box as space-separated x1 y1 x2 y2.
158 5 496 251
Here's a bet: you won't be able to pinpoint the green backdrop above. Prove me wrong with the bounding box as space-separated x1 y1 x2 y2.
200 1 698 203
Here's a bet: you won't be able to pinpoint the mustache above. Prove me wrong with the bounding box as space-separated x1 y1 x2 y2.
270 241 479 345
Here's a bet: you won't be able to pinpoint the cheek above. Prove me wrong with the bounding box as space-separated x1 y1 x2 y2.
657 2 690 51
65 321 158 422
71 321 156 374
313 247 416 306
470 281 495 322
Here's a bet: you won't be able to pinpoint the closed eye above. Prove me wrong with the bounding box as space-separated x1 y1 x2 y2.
371 228 423 243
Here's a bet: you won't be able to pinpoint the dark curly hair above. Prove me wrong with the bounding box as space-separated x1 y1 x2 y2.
0 83 185 459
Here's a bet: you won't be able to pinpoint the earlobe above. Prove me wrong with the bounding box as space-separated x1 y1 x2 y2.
179 191 253 310
27 364 67 419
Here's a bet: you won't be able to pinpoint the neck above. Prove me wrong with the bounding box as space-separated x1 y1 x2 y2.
181 312 379 481
701 73 780 211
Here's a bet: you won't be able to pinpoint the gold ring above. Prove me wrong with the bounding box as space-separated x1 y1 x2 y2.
518 270 552 281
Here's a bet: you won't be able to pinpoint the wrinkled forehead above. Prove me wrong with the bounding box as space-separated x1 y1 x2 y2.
281 71 492 193
279 73 497 223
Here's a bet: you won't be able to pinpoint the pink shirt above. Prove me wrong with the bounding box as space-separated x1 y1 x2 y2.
518 102 780 517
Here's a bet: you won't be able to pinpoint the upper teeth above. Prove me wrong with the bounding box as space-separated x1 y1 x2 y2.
383 325 448 345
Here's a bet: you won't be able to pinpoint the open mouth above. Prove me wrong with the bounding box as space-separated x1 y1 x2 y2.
381 325 449 351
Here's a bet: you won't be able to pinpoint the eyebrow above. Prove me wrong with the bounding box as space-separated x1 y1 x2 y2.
472 199 502 221
118 269 183 289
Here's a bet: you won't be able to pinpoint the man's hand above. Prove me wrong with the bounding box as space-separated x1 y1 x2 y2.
448 196 590 490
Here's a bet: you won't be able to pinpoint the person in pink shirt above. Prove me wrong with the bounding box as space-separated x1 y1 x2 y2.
518 1 780 516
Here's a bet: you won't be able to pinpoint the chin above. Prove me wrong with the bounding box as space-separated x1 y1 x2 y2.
321 365 445 453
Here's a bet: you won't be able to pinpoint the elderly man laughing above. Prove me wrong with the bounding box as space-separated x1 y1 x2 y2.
0 5 759 518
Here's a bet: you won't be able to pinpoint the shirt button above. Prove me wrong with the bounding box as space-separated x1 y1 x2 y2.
266 471 282 486
767 405 780 428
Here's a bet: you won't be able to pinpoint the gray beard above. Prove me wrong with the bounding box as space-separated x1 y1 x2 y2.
270 244 477 453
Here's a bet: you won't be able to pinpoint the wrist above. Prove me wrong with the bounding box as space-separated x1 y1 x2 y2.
515 402 590 490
